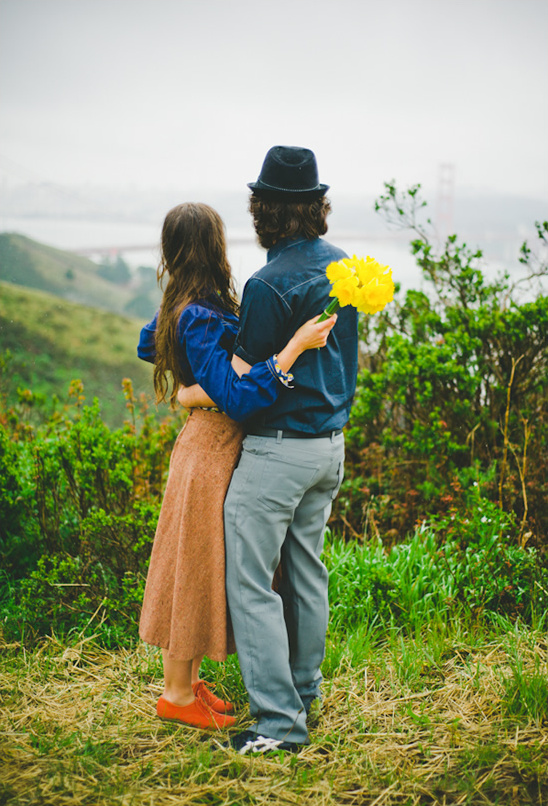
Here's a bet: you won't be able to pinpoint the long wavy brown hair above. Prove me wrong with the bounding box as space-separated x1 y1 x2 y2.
249 193 331 249
153 202 239 406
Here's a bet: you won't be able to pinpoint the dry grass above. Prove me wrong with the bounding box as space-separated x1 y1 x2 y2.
0 631 547 806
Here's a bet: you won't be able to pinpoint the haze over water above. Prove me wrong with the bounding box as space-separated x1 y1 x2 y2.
0 212 423 298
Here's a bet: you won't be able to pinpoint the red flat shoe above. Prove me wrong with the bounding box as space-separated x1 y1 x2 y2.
192 680 234 714
156 695 236 729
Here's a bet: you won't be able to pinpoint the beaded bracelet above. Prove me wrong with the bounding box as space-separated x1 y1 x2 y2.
266 355 294 388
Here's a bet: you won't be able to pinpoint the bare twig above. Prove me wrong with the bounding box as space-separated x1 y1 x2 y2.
507 418 531 546
499 355 524 511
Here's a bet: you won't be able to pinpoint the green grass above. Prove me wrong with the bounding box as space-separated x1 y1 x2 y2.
1 520 547 804
501 650 548 725
0 280 155 426
1 619 546 806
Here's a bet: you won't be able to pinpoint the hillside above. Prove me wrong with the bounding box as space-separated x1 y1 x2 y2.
0 232 161 318
0 281 156 426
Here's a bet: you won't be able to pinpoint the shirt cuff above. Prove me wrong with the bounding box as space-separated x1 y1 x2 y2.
266 355 294 388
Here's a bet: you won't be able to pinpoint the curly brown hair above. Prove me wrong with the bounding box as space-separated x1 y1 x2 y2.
153 202 239 406
249 193 332 249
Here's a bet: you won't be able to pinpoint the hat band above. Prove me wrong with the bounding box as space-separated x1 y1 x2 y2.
249 179 328 194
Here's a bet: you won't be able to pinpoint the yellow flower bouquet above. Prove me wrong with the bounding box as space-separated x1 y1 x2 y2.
318 255 395 321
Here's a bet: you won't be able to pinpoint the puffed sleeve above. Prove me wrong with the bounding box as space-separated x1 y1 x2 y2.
180 307 282 423
137 312 158 363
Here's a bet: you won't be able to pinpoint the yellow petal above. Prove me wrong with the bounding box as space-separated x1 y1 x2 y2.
330 275 359 307
355 256 391 286
356 275 395 313
326 260 355 284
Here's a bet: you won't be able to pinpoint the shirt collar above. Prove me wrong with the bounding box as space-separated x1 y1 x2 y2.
267 235 311 262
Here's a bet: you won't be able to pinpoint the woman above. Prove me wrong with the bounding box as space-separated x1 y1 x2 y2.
137 202 336 730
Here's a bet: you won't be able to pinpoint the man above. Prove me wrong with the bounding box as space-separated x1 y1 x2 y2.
223 145 359 753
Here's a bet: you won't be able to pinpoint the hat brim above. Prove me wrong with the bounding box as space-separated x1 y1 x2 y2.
248 181 329 197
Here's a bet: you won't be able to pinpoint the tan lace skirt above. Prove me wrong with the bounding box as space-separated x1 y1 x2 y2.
139 408 244 661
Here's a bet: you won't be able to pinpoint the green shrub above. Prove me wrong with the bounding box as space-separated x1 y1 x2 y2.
0 377 181 645
0 422 24 546
326 492 548 636
429 496 546 621
333 185 547 544
0 421 42 578
1 552 146 646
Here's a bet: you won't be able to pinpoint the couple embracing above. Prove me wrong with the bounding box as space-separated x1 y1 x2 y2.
137 145 358 754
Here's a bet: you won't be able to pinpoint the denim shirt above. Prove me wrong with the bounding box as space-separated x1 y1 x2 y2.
234 236 359 433
137 297 282 423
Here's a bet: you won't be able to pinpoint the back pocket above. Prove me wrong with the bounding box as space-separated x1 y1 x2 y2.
257 453 320 512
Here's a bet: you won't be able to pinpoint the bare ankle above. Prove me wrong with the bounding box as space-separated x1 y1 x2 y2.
162 688 195 708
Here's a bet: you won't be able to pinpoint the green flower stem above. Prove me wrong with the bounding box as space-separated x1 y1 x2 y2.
318 298 341 322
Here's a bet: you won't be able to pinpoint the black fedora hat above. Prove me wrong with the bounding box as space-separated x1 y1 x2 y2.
248 145 329 197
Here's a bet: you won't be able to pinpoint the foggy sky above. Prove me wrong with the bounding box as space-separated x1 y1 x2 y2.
1 0 547 202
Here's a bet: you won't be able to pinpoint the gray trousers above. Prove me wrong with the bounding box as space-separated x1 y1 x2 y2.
224 431 345 744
